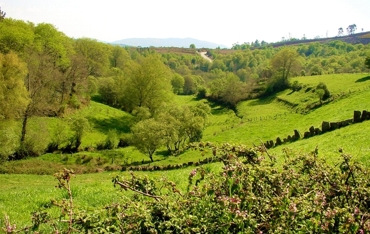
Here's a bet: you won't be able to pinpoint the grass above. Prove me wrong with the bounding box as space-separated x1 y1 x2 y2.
0 165 223 230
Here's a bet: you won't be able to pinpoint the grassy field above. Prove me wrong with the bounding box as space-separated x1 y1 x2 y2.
0 164 223 230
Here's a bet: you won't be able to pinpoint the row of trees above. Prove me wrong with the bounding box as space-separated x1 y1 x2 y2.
338 24 358 36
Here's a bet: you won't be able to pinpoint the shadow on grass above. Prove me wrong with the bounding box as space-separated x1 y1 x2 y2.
156 149 171 157
247 94 277 106
355 76 370 83
287 90 295 95
87 115 134 133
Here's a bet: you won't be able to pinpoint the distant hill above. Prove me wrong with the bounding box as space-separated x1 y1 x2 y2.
111 38 228 49
270 31 370 48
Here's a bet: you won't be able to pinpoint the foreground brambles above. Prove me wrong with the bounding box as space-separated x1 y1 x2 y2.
3 144 370 233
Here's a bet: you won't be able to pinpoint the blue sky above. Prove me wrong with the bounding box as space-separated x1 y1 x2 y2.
1 0 369 47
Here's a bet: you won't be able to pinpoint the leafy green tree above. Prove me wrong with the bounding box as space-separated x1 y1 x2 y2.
269 47 301 92
20 24 71 147
271 47 301 80
130 118 165 162
98 77 119 106
74 38 110 77
121 55 173 113
183 75 204 95
189 44 196 49
171 73 185 94
157 103 210 154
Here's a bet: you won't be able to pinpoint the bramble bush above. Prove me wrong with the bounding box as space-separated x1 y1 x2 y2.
4 143 370 233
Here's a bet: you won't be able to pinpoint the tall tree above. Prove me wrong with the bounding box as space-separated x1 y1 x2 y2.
271 47 301 81
120 55 173 113
338 27 344 36
74 38 110 77
347 24 357 35
18 24 76 156
130 118 165 162
0 7 6 21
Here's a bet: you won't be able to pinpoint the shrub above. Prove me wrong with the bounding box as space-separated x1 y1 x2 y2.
290 80 302 91
316 82 331 100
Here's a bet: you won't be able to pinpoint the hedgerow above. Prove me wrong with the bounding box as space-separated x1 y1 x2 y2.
4 143 370 233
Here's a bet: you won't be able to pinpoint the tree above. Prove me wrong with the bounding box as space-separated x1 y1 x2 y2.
74 38 110 77
171 73 185 94
347 24 357 35
156 102 211 154
338 27 344 36
189 44 196 49
271 47 300 80
365 56 370 70
0 7 5 21
19 24 71 147
120 55 173 113
130 118 165 162
0 52 29 160
270 47 301 92
209 73 248 108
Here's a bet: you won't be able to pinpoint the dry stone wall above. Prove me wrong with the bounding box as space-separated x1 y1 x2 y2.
264 110 370 149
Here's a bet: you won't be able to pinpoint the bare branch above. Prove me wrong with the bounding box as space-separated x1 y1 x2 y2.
113 180 162 201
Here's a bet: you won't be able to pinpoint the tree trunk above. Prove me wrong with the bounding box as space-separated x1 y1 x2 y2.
20 105 31 143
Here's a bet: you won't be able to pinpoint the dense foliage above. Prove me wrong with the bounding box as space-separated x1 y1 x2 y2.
4 144 370 233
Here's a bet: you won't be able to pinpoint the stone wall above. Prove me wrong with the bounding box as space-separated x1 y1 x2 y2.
264 110 370 149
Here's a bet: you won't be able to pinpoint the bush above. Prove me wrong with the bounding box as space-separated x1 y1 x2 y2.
104 129 119 150
290 80 302 91
196 86 208 99
316 82 331 100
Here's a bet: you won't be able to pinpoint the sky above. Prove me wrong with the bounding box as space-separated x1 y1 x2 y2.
1 0 370 48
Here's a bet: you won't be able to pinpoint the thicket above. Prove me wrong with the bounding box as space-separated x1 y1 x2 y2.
4 144 370 233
